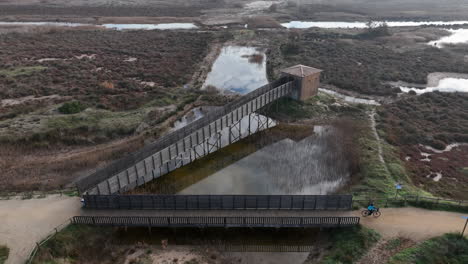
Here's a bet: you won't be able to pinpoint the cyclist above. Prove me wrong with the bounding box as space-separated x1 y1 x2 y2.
367 203 376 216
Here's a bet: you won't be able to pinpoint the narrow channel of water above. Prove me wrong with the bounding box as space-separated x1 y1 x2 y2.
202 46 269 94
281 21 468 29
428 28 468 47
400 78 468 94
0 21 198 30
102 23 198 30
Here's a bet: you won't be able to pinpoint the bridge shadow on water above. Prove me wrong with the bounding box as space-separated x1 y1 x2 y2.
113 226 325 252
130 123 314 195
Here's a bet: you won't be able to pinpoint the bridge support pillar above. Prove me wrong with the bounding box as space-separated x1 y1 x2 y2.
281 65 322 101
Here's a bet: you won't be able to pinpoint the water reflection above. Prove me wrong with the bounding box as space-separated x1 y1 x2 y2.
400 78 468 94
102 23 198 30
134 124 314 194
180 126 349 195
203 46 269 94
281 21 468 29
171 107 205 131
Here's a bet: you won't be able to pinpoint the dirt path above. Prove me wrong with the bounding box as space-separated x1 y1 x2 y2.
357 207 467 241
0 195 80 264
369 109 389 169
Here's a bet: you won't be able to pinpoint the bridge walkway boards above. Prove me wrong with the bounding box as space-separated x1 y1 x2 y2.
81 209 355 218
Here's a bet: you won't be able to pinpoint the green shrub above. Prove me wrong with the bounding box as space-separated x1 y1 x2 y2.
389 233 468 264
320 226 381 264
58 101 87 114
0 245 9 264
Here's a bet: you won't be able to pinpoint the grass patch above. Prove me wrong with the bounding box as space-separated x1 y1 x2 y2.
0 245 9 264
388 233 468 264
386 238 403 250
32 224 116 264
0 66 47 77
320 225 380 264
405 200 468 214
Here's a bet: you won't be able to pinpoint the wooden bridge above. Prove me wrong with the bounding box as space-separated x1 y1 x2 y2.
76 77 296 195
75 194 360 228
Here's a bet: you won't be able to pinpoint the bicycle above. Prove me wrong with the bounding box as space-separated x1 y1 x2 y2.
361 207 381 217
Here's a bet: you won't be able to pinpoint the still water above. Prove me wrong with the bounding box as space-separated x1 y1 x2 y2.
202 46 269 94
0 21 198 30
179 126 349 195
102 23 198 30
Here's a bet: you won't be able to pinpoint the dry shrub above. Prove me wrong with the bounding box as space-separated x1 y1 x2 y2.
0 137 144 192
246 16 283 29
204 85 219 94
100 81 115 89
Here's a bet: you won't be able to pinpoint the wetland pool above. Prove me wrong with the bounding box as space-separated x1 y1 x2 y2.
202 46 269 94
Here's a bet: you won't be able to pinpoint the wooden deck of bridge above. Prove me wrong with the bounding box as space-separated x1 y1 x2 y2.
81 209 355 218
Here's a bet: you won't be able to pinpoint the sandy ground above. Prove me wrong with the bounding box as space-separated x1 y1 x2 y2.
0 195 80 264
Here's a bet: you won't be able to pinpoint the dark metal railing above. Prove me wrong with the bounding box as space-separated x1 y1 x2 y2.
72 215 360 228
82 194 353 210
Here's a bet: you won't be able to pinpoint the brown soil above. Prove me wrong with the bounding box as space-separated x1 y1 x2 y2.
357 237 416 264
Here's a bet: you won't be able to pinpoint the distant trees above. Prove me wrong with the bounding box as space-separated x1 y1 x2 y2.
359 19 390 39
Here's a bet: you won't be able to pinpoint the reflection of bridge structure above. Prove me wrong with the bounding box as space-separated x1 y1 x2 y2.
77 77 295 195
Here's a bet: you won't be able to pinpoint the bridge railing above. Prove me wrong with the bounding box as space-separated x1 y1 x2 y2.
76 77 294 193
352 193 468 211
72 216 360 228
82 194 353 210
